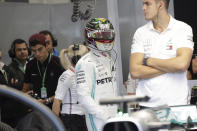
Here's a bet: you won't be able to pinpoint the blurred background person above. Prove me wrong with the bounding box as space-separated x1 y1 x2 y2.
0 47 29 128
39 30 59 57
0 48 16 86
0 48 10 85
124 73 138 95
23 33 64 109
8 39 31 90
188 53 197 80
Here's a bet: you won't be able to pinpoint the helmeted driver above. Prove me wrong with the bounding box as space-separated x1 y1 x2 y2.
75 18 118 131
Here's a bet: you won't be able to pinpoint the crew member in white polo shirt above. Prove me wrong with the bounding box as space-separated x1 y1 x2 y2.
130 0 194 107
52 44 88 131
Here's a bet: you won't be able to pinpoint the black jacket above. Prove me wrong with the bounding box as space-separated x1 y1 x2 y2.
0 65 13 86
8 59 26 90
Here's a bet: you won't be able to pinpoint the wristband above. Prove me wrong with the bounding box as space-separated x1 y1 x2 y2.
143 57 149 66
45 97 52 104
49 97 52 103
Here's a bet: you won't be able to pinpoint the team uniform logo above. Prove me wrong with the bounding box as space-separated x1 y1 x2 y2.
96 77 112 85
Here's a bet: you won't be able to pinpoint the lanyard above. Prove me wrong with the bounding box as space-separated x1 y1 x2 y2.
37 54 52 88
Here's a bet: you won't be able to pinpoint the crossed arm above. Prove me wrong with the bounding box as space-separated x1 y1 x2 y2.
130 47 193 79
192 57 197 73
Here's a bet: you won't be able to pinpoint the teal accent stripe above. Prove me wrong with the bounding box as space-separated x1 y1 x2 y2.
91 69 96 99
89 68 97 131
89 114 97 131
76 64 81 71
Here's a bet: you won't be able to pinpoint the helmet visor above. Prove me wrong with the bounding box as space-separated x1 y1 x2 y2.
88 30 115 41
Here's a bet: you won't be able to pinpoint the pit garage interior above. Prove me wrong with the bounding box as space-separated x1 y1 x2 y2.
1 0 197 131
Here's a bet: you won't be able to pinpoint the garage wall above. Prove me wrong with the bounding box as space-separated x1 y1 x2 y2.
0 1 108 64
0 0 126 94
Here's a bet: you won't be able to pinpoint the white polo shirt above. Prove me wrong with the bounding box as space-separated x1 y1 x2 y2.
131 15 194 107
55 67 85 115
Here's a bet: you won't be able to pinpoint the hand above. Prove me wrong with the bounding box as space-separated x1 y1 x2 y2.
38 99 46 104
194 54 197 59
26 90 33 95
11 78 18 85
124 81 128 89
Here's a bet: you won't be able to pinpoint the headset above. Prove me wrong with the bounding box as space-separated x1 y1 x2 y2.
71 44 81 65
8 39 31 58
39 30 58 47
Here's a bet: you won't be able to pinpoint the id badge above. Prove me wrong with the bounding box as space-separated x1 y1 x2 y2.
41 87 47 99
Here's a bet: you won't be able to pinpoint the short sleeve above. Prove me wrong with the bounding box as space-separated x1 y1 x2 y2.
55 71 72 100
131 29 145 54
174 24 194 50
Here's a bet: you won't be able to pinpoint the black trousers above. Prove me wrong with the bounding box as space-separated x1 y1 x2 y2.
139 106 149 110
60 114 88 131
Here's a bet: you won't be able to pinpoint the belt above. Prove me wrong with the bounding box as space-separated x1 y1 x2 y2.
60 114 84 117
63 101 79 105
139 105 150 110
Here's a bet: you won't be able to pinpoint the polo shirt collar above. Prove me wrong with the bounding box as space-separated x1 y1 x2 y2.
13 58 26 73
148 15 175 31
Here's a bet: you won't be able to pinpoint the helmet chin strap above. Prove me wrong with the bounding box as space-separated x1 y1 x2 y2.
88 39 114 52
96 41 114 52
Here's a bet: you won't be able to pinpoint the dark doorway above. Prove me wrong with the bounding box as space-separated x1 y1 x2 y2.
174 0 197 52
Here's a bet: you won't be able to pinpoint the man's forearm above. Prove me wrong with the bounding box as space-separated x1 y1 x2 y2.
52 99 61 116
192 59 197 73
146 48 192 73
130 64 164 79
130 54 165 79
147 57 189 73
